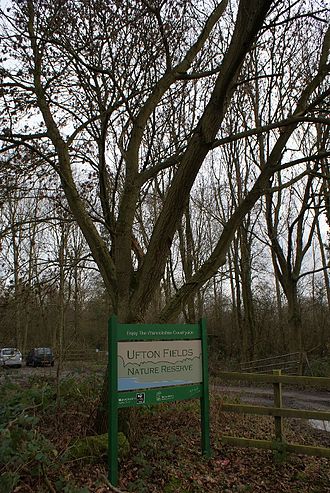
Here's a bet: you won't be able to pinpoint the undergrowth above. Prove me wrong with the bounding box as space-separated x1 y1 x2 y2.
0 374 103 493
0 371 329 493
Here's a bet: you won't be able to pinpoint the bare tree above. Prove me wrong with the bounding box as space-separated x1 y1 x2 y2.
0 0 316 321
0 0 329 426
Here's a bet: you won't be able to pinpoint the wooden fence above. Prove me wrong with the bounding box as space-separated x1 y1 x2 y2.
219 370 330 458
240 352 303 375
63 349 108 362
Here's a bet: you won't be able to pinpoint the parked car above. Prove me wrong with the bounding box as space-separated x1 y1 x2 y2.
26 347 55 367
0 347 22 368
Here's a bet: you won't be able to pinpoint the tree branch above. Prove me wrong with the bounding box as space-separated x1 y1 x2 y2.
211 117 330 150
297 265 330 281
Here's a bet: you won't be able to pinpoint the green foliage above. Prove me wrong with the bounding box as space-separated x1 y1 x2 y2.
272 439 288 463
163 477 188 492
0 375 106 491
308 357 330 377
126 429 184 492
0 379 55 413
0 381 57 493
0 472 19 493
64 432 129 462
54 476 91 493
57 480 90 493
240 484 253 492
58 374 103 404
127 478 149 492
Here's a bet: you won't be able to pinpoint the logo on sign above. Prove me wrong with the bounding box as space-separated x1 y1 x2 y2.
136 392 145 404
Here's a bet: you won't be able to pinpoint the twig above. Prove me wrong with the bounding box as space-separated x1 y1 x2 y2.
100 474 129 493
17 480 35 493
6 402 43 430
41 463 57 493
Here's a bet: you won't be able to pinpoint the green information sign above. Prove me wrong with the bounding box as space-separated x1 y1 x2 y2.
108 316 210 486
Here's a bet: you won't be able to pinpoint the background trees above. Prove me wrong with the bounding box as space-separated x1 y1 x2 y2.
0 0 329 361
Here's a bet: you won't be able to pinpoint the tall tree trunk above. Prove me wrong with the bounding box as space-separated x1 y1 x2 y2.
286 281 302 354
274 275 286 353
56 223 68 407
239 225 256 359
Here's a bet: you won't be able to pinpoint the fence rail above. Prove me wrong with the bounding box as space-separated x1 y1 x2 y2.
219 370 330 459
63 350 108 362
240 352 302 374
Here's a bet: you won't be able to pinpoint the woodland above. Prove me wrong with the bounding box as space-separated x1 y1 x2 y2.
0 0 329 362
0 0 330 440
0 1 329 491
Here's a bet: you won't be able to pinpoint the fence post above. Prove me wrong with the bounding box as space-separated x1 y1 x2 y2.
273 369 283 443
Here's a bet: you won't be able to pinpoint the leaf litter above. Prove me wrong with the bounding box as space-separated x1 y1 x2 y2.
2 373 329 493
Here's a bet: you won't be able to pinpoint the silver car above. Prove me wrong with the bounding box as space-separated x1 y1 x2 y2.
0 347 22 368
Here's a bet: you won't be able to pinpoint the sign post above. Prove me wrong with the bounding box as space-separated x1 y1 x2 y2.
200 318 210 456
108 315 118 486
108 317 210 486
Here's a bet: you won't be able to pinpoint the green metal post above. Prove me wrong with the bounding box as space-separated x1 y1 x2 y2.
200 318 211 457
108 315 118 486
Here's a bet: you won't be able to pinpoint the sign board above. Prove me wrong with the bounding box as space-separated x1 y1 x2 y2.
118 340 202 390
108 316 210 486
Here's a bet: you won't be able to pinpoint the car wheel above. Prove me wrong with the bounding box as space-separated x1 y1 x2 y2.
51 361 54 367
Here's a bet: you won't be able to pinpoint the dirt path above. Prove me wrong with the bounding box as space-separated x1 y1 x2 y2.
2 366 329 411
214 384 330 410
214 382 330 434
